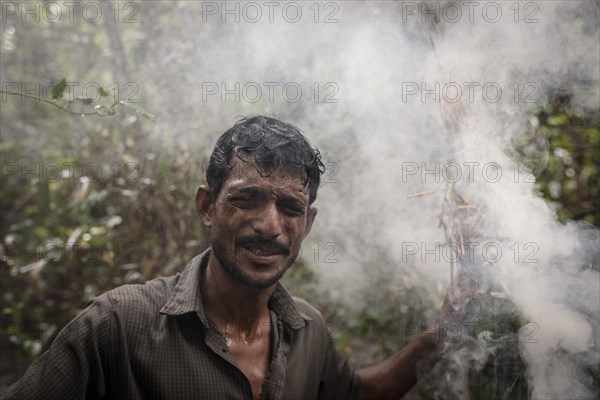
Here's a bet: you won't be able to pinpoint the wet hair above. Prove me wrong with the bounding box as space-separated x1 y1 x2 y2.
206 116 324 205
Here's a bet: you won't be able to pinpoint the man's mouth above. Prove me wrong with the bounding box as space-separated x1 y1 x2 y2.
243 244 281 257
237 235 291 259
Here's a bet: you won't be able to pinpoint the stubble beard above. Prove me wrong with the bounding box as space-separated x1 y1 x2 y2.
212 245 296 289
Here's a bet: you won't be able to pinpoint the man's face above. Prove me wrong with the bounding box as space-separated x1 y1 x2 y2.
201 155 317 289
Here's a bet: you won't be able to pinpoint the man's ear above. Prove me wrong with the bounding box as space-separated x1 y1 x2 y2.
196 185 214 227
303 207 318 238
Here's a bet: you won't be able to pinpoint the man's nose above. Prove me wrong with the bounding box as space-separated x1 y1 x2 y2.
253 202 283 237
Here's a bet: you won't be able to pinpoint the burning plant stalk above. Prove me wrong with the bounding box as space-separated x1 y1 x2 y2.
405 40 530 399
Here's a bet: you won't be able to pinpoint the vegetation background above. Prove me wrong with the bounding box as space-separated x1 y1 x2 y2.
0 1 598 397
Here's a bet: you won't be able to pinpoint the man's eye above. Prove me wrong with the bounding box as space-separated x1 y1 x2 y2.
229 197 255 207
282 205 305 216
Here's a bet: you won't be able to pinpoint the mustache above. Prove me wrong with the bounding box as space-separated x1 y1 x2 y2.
236 234 291 256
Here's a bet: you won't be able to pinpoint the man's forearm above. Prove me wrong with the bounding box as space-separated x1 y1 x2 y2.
357 330 437 400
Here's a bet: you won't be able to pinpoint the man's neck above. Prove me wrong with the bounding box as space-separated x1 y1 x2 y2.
202 254 274 333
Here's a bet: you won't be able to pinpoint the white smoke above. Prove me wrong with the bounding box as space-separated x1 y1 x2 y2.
139 1 600 397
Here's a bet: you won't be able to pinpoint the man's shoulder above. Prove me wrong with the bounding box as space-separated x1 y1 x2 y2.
292 296 322 320
100 273 179 315
291 296 329 331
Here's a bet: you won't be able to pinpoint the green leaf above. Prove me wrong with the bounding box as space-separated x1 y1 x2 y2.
584 128 599 138
51 78 67 99
547 114 568 126
75 97 94 104
98 87 111 97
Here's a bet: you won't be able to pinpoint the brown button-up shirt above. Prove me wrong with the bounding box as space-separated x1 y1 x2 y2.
2 250 360 400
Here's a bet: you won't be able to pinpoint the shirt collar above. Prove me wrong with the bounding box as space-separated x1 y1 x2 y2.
159 249 308 330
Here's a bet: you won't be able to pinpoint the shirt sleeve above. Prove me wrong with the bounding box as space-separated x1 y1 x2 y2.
1 294 112 400
318 336 362 400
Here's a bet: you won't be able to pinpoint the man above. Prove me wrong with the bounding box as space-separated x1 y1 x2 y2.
2 116 444 400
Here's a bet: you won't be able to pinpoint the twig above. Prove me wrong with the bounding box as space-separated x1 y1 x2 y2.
406 188 445 199
0 89 111 116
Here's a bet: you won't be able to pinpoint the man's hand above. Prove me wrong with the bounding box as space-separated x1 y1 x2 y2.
423 287 481 345
356 288 479 400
